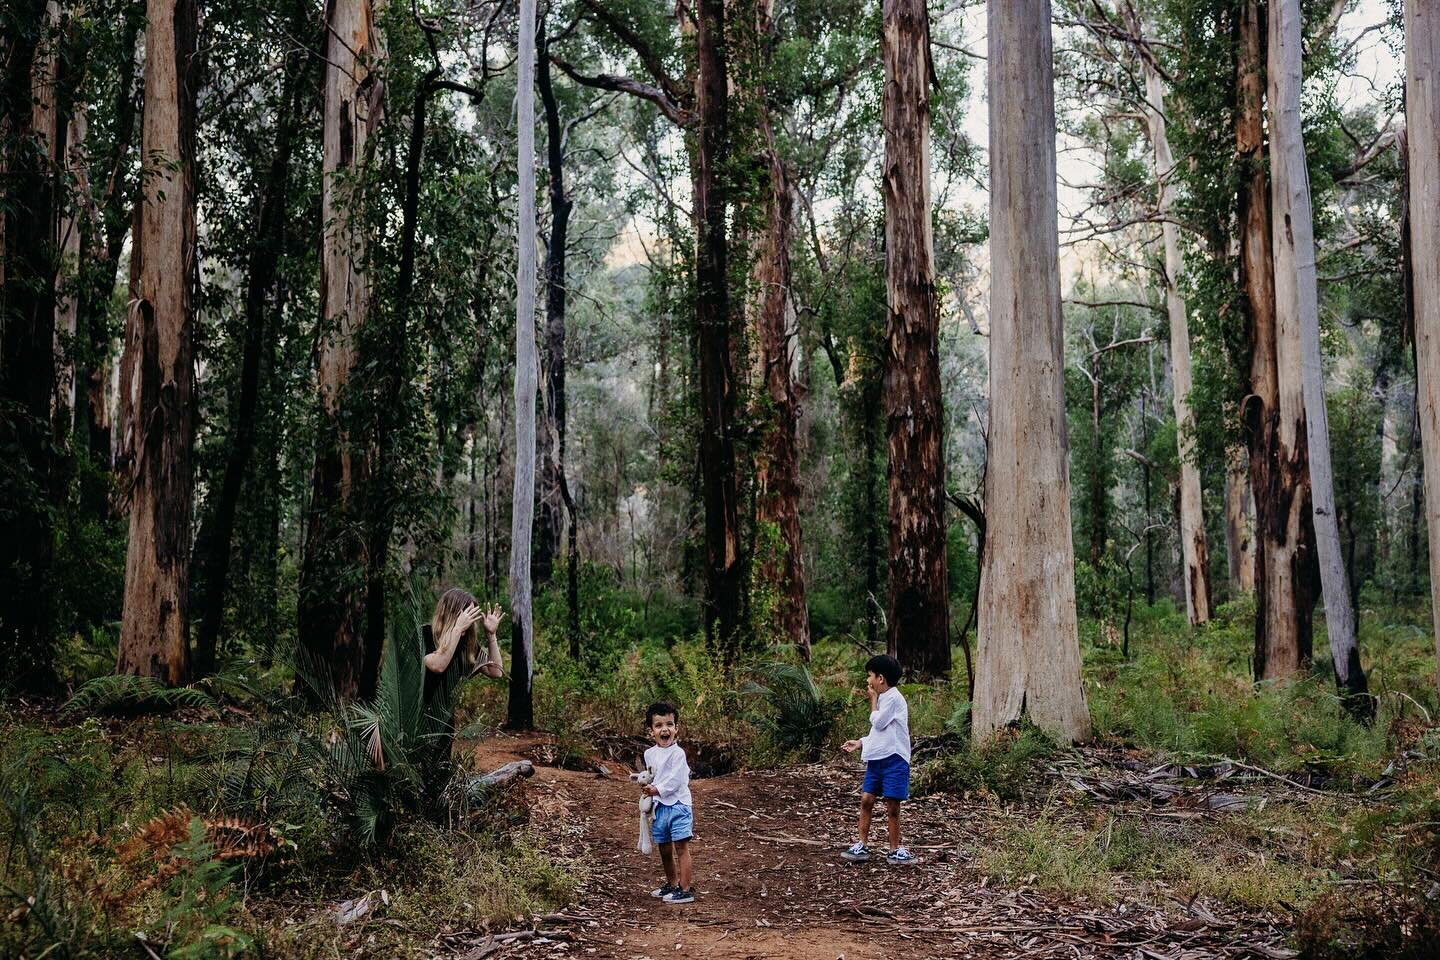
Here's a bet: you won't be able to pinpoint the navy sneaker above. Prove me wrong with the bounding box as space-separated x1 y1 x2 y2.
663 887 695 904
650 883 676 898
887 847 917 865
841 842 871 862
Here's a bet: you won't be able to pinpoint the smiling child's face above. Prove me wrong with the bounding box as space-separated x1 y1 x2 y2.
649 713 678 746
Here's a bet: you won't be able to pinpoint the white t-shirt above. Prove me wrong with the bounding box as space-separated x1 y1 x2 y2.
643 742 693 806
860 686 911 763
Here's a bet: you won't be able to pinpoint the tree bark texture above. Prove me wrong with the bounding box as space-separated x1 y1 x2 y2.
1140 54 1211 625
1268 0 1364 696
882 0 950 678
0 0 60 689
1405 0 1440 694
752 0 810 659
299 0 383 699
1236 0 1315 681
507 0 539 730
693 0 744 657
535 30 569 586
975 0 1089 744
1225 446 1257 593
116 0 199 684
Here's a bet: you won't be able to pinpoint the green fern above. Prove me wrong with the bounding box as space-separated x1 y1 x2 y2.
62 674 218 716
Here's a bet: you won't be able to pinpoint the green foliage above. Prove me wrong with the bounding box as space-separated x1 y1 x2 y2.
153 819 258 960
63 675 219 716
915 725 1061 802
743 662 846 760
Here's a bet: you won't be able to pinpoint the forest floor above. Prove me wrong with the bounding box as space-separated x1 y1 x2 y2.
447 732 1300 960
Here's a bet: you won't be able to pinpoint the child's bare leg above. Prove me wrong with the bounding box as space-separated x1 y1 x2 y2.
886 799 902 849
858 791 876 846
659 842 676 886
674 838 693 889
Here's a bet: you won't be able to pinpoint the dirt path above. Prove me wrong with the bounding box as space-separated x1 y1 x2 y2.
467 734 1297 960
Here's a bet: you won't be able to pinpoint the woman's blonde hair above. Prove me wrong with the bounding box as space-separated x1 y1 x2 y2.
431 587 480 673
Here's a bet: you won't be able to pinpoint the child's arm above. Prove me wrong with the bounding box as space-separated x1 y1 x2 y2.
867 692 903 731
424 604 486 673
648 750 688 799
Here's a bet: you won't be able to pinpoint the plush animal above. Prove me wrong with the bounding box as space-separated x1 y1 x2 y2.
629 768 656 855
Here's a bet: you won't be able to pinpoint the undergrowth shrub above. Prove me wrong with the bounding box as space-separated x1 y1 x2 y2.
744 663 846 760
915 725 1060 801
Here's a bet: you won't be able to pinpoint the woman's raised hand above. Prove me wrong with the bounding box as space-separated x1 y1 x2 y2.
481 603 505 634
456 603 486 636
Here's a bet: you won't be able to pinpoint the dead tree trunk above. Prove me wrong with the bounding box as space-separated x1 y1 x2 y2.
1269 0 1365 700
1139 49 1211 625
116 0 199 684
299 0 384 700
506 0 539 731
882 0 950 678
752 0 810 659
974 0 1089 743
1236 0 1315 681
0 0 60 690
1405 0 1440 695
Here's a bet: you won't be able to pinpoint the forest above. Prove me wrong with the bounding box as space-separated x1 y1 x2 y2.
3 0 1440 956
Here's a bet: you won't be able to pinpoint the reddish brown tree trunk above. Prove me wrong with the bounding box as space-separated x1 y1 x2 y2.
116 0 199 684
882 0 949 677
750 0 809 658
1235 0 1315 681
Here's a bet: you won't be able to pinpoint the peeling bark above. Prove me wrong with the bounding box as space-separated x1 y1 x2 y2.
974 0 1089 744
751 0 810 659
116 0 199 685
1236 0 1315 681
1269 0 1365 699
882 0 949 678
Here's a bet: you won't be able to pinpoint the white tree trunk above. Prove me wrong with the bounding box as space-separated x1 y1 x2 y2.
1406 0 1440 694
1269 0 1362 689
1139 52 1211 626
508 0 539 727
975 0 1089 744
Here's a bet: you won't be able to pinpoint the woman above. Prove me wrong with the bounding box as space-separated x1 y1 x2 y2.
418 588 504 796
424 587 505 681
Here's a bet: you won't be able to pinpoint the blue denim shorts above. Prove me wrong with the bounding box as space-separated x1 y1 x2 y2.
862 754 911 801
651 801 694 844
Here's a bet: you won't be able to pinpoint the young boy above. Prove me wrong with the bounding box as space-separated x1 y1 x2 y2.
840 654 915 865
641 701 696 903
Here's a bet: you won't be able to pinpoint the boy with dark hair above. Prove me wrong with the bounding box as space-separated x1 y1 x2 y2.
641 701 696 903
840 654 914 864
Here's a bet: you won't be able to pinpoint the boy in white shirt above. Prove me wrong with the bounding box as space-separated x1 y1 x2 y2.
641 701 696 903
840 655 915 864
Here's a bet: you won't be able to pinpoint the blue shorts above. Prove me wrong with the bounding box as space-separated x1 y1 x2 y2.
862 754 910 801
651 801 694 844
